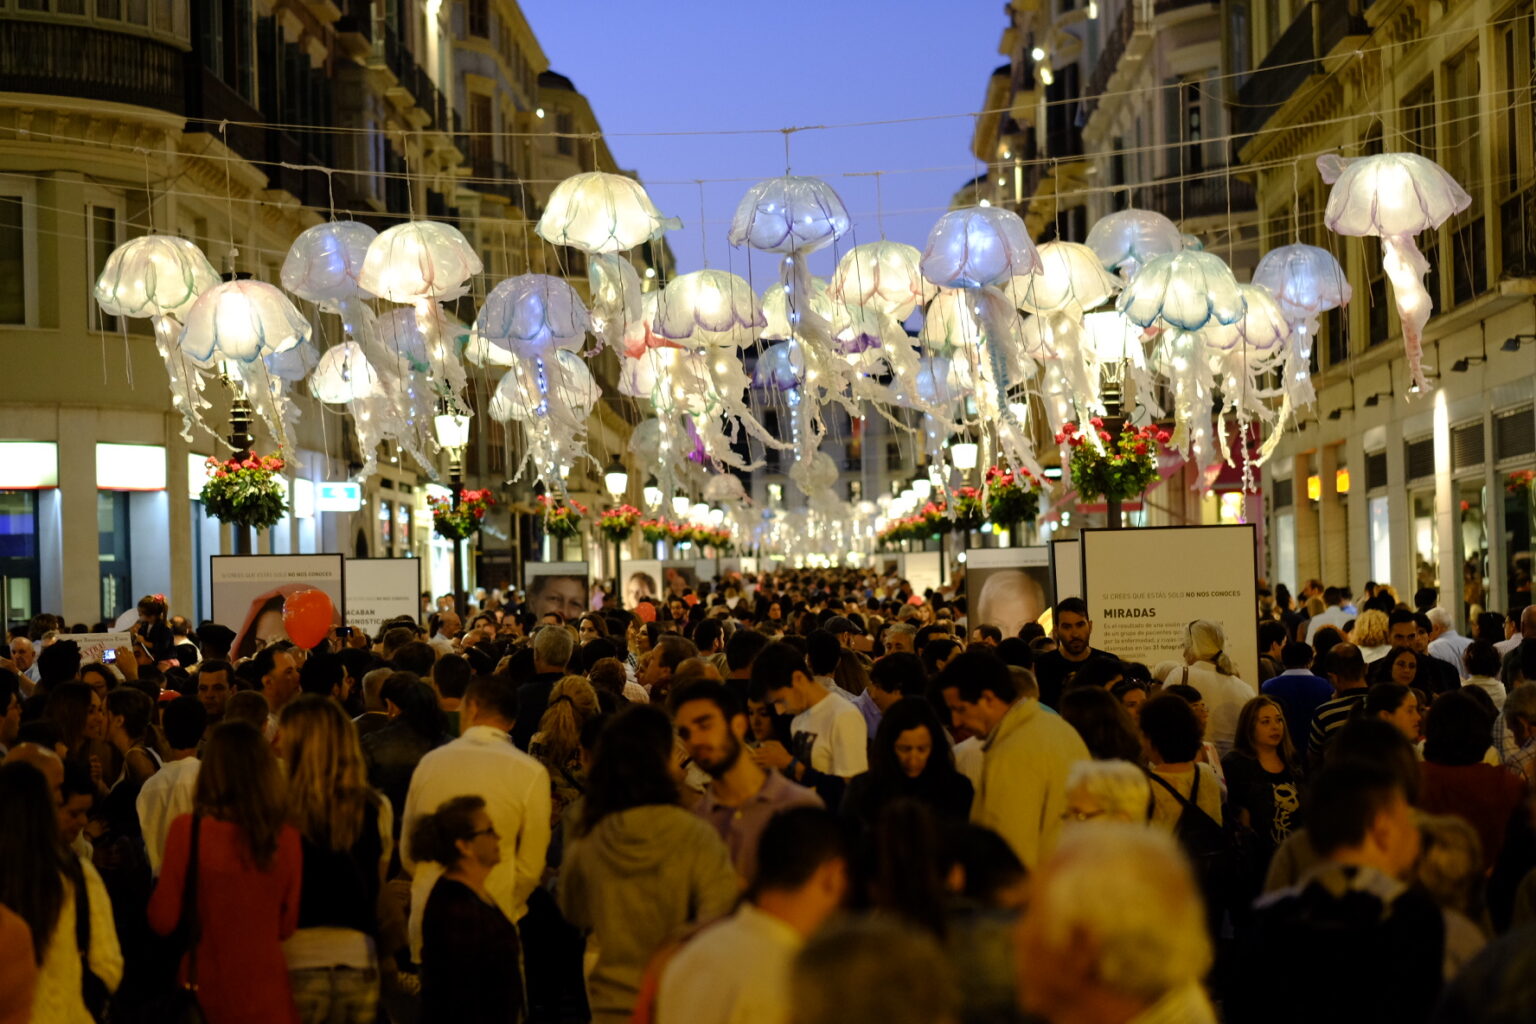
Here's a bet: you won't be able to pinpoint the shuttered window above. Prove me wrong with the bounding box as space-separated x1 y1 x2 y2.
1495 406 1535 460
1405 437 1436 481
1451 422 1485 470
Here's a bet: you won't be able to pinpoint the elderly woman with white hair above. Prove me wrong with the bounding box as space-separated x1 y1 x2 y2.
1015 825 1217 1023
1168 620 1254 756
1063 759 1151 824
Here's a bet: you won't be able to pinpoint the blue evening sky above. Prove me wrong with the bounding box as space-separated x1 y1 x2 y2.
517 0 1007 280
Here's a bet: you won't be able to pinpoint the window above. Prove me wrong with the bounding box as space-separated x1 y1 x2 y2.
1460 479 1490 622
1411 490 1439 594
1504 467 1535 612
1369 496 1392 586
1444 45 1485 305
0 192 27 325
467 0 489 37
0 491 41 629
87 202 120 333
555 111 575 157
468 92 494 174
98 491 132 622
1401 77 1436 159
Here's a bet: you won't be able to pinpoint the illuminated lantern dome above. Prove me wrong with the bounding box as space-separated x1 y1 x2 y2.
357 221 482 304
94 235 219 321
179 280 312 364
537 171 679 254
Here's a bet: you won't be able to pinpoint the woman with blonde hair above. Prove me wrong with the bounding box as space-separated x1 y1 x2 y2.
148 720 303 1024
1176 620 1253 757
1351 609 1392 664
1063 759 1151 824
277 695 392 1024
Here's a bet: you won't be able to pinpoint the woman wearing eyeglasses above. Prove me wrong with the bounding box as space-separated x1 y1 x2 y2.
409 795 523 1024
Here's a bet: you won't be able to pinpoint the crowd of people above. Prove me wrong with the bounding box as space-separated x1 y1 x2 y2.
1 571 1535 1024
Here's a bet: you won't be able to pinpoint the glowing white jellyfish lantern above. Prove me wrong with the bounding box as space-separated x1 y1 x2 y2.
280 221 377 305
1118 250 1245 331
537 171 679 254
921 206 1041 289
94 235 221 441
472 274 589 361
310 341 382 404
728 175 850 255
178 280 311 364
95 234 220 321
1084 208 1184 278
1010 240 1121 319
652 270 765 349
357 221 481 303
829 241 927 320
1317 152 1469 392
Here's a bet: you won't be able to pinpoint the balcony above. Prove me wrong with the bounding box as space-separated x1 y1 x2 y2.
1082 0 1135 119
379 25 453 135
1234 2 1368 137
0 20 185 114
1143 170 1256 221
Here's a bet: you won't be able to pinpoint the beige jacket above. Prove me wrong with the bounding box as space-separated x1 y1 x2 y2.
971 698 1090 869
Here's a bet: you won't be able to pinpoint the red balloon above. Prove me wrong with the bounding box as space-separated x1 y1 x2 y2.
282 588 335 650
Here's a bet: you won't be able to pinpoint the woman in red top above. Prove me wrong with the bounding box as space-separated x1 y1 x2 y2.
149 720 303 1024
1417 690 1528 872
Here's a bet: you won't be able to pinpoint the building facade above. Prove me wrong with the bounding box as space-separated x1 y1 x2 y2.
0 0 658 629
1234 0 1536 628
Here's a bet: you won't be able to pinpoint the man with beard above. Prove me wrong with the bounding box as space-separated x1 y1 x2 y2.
1032 598 1120 709
672 679 822 883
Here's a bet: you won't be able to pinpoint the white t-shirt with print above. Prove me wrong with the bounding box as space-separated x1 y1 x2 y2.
790 692 869 778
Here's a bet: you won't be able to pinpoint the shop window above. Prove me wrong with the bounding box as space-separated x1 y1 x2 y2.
0 491 41 630
1369 495 1392 587
1458 480 1490 625
98 491 132 622
1411 490 1439 596
1504 467 1535 613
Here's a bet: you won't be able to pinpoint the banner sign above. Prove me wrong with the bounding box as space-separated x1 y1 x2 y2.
68 632 133 664
1050 538 1082 601
965 547 1053 636
344 558 421 639
1079 525 1259 686
211 554 344 660
901 551 942 596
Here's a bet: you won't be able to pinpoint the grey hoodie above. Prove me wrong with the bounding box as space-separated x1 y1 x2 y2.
558 803 739 1023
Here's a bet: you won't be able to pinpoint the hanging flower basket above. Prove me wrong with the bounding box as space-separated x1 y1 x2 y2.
538 495 588 539
950 486 986 531
702 526 734 553
428 488 494 541
918 500 952 536
1059 419 1169 504
199 454 288 530
1507 470 1535 495
640 518 673 544
597 504 641 543
984 465 1044 528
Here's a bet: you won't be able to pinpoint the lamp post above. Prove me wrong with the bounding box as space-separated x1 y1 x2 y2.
433 406 471 615
603 456 629 607
225 374 255 555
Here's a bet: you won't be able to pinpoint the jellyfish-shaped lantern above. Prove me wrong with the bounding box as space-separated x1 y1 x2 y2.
1317 152 1468 392
94 235 221 441
1084 208 1184 278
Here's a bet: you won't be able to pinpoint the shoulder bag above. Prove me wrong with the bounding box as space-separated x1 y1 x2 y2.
151 813 208 1024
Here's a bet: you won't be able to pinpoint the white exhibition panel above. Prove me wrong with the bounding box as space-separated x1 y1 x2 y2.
344 557 421 639
1079 525 1259 687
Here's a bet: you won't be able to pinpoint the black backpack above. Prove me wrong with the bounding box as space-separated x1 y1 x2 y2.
1146 767 1235 914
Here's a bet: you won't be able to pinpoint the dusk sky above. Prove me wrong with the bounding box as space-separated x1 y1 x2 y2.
518 0 1007 281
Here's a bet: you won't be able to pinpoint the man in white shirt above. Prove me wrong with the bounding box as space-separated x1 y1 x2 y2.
136 696 207 875
1426 607 1474 679
1495 605 1536 659
1304 587 1354 645
657 807 846 1024
402 673 551 960
428 610 460 657
751 642 868 808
